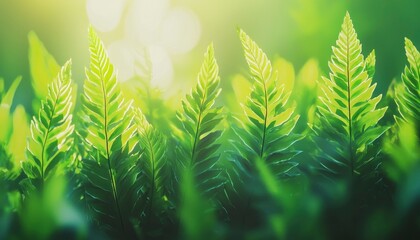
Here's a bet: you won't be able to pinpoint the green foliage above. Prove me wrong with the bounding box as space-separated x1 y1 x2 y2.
134 108 169 223
365 50 376 79
220 30 301 235
8 106 29 169
28 31 60 112
0 76 22 143
1 11 420 240
233 29 301 179
80 27 141 237
0 76 29 175
175 44 224 197
179 167 218 240
0 70 27 240
22 60 74 192
292 59 320 132
395 38 420 125
120 48 178 135
122 78 179 137
311 12 388 182
384 121 420 182
17 176 86 240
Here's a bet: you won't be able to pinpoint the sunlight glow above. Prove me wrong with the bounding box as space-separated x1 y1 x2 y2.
125 0 170 45
148 45 173 88
161 7 201 54
86 0 126 32
107 40 136 82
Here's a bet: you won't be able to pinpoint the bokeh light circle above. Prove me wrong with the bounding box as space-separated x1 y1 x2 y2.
161 7 201 54
86 0 126 32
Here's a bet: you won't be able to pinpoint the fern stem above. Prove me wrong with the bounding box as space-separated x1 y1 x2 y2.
191 110 203 166
260 78 269 159
345 21 354 178
98 49 125 232
190 77 209 166
146 131 156 217
40 82 61 189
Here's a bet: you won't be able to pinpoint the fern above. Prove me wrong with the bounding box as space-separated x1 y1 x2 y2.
81 27 141 237
134 108 168 216
233 29 301 178
312 12 388 182
22 60 74 191
175 43 224 198
395 38 420 125
365 50 376 79
219 30 301 232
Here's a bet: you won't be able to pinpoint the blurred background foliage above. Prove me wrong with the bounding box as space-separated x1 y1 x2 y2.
1 0 420 116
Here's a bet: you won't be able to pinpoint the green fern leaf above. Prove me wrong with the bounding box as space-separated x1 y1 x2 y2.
312 12 388 181
233 29 301 178
22 60 74 191
395 38 420 124
365 50 376 79
175 43 224 197
221 30 301 228
81 27 141 237
134 108 168 213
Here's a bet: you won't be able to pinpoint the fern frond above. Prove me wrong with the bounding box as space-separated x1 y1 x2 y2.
312 12 388 181
175 43 224 197
395 38 420 124
234 29 301 178
365 50 376 79
134 108 168 211
22 60 74 191
81 27 141 237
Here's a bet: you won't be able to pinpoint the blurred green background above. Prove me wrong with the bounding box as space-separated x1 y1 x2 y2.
1 0 419 116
